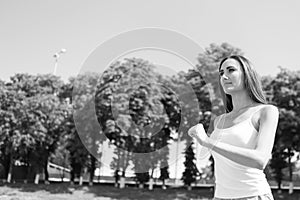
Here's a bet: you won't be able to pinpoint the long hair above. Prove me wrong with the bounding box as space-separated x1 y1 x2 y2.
218 55 267 113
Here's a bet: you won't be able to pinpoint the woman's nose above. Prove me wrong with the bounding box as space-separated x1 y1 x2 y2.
222 74 229 80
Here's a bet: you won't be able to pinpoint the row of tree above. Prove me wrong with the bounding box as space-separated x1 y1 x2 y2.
0 43 299 192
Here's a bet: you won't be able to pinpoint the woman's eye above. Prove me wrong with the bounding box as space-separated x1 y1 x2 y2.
219 71 224 76
228 68 235 72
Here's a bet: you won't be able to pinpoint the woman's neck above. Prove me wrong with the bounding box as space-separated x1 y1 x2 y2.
230 91 255 112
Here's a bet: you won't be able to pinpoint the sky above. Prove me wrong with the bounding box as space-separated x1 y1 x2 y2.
1 0 300 179
1 0 300 82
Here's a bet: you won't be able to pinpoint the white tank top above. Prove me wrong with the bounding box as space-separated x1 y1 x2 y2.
211 105 272 199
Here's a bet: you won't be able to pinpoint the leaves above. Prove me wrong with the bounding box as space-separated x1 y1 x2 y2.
0 74 69 175
264 67 300 186
181 142 200 186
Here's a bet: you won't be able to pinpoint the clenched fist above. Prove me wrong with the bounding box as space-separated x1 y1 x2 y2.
188 123 209 146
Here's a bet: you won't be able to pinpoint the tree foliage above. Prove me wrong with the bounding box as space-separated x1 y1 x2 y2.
181 142 200 187
264 68 300 187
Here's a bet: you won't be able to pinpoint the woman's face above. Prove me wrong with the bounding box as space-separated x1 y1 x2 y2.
219 58 245 94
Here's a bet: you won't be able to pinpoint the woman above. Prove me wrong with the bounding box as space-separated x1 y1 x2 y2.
188 55 279 200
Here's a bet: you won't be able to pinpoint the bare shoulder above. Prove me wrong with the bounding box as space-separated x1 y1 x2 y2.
251 104 278 130
259 104 279 123
261 104 279 116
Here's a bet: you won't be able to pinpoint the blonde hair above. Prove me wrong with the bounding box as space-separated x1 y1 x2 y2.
218 55 267 113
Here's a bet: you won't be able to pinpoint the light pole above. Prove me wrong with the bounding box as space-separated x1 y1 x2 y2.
53 48 66 75
43 48 66 184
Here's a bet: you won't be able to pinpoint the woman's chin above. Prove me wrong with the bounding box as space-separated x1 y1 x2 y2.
224 89 237 95
224 89 233 94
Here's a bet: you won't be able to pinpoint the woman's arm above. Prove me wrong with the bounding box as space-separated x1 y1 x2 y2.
192 105 279 170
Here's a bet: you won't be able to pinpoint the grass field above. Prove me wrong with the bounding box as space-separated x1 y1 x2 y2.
0 183 300 200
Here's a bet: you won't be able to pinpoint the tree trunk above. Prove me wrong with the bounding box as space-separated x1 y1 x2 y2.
34 163 40 184
120 177 125 189
7 156 13 183
187 185 192 191
25 162 31 183
7 170 12 183
44 158 50 184
119 170 126 188
34 173 40 184
114 169 119 187
139 183 144 189
3 155 10 182
288 149 293 194
289 182 294 194
148 178 153 190
89 155 96 186
97 166 101 183
277 180 282 194
162 180 166 190
79 175 83 186
70 169 75 185
151 168 154 178
149 168 155 190
60 168 65 182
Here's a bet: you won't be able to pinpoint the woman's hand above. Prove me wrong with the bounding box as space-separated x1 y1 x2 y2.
188 123 210 147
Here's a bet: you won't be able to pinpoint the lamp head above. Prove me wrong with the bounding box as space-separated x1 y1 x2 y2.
60 49 67 53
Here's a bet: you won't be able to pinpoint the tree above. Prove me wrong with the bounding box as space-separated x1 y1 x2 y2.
94 63 133 187
0 83 25 182
269 147 288 191
50 136 70 182
24 94 67 184
94 58 175 188
66 129 89 185
264 68 300 193
181 141 200 190
0 74 67 183
65 72 104 185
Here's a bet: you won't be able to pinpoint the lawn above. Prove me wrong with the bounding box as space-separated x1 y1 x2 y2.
0 183 299 200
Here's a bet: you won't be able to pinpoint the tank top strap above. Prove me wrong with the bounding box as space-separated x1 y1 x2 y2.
247 104 267 119
215 104 267 129
215 114 225 129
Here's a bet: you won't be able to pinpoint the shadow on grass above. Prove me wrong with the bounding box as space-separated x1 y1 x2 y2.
271 189 300 200
1 182 74 194
87 185 214 200
1 182 300 200
0 182 214 200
